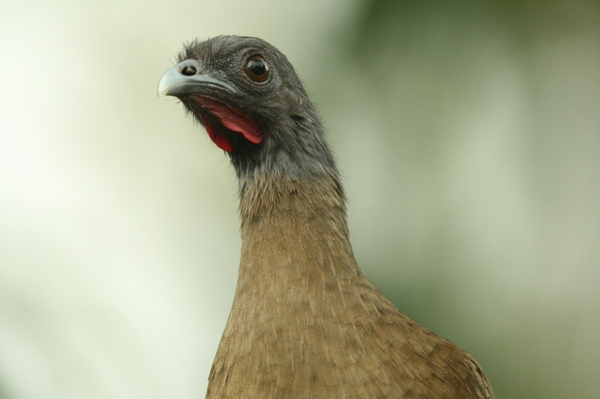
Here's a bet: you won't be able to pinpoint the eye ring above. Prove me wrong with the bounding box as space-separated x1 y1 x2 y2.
245 55 269 83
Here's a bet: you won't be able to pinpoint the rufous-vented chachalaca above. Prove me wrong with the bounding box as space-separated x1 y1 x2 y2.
158 35 494 399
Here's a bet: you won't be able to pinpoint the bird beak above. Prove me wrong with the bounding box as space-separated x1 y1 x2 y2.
157 59 237 98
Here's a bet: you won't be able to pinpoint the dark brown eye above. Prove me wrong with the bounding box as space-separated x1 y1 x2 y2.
246 56 269 82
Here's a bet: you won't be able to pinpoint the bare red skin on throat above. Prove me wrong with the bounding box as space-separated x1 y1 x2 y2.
191 96 263 152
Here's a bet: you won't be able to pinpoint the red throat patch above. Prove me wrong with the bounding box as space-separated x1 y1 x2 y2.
191 96 263 152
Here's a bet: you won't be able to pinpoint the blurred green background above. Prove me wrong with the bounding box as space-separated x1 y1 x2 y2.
1 0 599 398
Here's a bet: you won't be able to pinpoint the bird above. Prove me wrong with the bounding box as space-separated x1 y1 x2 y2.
158 35 494 399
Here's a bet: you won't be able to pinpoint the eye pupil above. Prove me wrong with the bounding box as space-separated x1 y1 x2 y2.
246 56 269 82
250 62 265 76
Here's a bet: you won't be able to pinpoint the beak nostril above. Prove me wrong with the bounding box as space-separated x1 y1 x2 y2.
180 65 197 76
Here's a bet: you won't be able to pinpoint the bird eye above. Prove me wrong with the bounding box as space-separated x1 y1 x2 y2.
245 56 269 82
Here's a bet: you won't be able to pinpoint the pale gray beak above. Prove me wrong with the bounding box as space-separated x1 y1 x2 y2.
157 59 237 98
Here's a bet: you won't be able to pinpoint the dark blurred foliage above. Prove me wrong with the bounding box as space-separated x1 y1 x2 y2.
351 0 600 53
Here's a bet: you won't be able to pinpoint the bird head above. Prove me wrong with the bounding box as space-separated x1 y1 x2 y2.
158 35 338 183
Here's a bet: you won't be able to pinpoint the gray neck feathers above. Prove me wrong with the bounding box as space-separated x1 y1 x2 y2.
232 106 340 190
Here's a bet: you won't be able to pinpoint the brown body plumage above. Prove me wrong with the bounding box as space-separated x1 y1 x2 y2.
208 176 492 398
157 38 493 399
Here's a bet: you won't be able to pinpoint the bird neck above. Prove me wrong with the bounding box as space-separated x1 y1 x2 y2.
235 173 362 305
229 111 340 185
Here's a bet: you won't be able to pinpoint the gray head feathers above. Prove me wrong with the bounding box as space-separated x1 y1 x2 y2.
162 35 340 186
